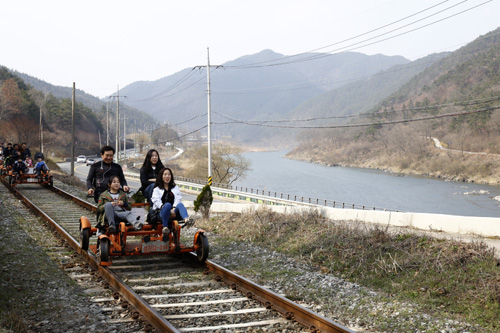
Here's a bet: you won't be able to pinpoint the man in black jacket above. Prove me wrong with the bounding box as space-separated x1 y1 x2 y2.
86 146 129 203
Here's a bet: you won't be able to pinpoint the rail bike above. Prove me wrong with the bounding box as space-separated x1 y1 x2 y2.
9 168 53 187
79 203 209 266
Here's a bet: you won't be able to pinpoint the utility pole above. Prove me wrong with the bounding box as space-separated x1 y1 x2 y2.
71 82 75 176
122 116 128 159
39 96 44 154
106 97 112 146
110 86 126 163
195 47 223 186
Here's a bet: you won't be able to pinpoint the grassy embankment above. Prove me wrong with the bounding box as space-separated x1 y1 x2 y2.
197 208 500 331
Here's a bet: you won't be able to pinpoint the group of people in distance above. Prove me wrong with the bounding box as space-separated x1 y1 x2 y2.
86 145 189 238
0 142 50 180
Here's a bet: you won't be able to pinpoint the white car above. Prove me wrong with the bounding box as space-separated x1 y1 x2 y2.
86 157 102 166
76 155 86 163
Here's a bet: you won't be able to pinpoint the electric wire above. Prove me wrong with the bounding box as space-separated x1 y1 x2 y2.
127 68 199 102
227 0 491 69
213 95 500 124
212 105 500 129
225 0 453 68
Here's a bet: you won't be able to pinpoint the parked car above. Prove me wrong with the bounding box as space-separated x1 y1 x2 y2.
86 157 103 166
76 155 86 163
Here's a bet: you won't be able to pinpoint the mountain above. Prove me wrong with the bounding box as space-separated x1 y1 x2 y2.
119 50 410 143
287 52 449 123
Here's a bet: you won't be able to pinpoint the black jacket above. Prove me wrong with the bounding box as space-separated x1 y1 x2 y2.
139 166 159 191
86 161 128 202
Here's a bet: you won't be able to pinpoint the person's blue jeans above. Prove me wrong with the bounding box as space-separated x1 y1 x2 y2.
159 202 188 228
144 183 155 202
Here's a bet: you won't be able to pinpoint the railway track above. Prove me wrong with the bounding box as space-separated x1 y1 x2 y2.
2 179 354 332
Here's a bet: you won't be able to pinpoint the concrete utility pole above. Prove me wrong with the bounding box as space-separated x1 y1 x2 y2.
195 47 223 186
39 96 44 154
110 86 126 163
122 117 128 159
207 48 212 186
106 97 112 146
71 82 75 176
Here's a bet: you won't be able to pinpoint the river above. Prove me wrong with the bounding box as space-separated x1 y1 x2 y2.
233 150 500 218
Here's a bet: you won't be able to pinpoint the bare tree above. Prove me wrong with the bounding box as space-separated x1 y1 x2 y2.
185 144 250 185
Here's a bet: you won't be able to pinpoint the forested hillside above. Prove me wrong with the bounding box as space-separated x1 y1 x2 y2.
0 66 104 155
287 28 500 185
11 70 157 136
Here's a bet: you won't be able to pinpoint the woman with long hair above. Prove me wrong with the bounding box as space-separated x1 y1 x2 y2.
150 167 189 246
140 149 164 202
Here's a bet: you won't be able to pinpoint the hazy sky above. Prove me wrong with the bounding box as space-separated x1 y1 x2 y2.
1 0 499 98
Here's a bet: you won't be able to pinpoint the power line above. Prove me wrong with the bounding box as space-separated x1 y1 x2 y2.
226 0 454 68
213 95 500 124
127 69 200 102
212 105 500 129
213 26 500 96
156 125 208 145
226 0 491 69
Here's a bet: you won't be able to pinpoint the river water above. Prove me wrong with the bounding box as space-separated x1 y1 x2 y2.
233 150 500 218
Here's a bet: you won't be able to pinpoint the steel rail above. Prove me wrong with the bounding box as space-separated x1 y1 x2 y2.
201 259 355 333
1 179 180 332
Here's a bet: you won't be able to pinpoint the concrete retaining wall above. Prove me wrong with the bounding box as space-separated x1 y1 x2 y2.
204 202 500 238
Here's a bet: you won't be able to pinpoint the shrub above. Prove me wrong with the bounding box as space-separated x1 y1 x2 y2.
194 184 213 219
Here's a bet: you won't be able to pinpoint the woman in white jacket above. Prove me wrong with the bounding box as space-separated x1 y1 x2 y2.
151 167 189 236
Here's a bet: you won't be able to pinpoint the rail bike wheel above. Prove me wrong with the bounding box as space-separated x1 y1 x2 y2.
80 227 91 251
196 233 209 262
99 238 110 263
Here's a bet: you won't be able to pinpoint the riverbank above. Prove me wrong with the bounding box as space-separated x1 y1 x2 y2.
285 143 500 186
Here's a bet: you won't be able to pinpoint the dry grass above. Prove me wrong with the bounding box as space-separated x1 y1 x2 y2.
199 207 500 329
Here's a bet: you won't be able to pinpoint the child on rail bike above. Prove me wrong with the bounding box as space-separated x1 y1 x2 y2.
13 155 27 180
97 175 143 233
33 154 49 180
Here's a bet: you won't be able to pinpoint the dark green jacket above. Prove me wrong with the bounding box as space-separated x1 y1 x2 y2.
96 189 131 226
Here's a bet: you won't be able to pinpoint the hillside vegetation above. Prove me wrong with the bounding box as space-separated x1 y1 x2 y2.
0 67 158 156
287 28 500 185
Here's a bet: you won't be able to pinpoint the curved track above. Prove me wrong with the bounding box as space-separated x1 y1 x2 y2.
2 179 353 332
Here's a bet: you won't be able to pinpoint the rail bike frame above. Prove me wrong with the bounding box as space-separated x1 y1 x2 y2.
79 203 209 266
1 165 53 187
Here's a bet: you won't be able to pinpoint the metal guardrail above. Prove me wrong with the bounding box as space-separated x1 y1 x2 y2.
124 169 397 212
176 175 397 212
